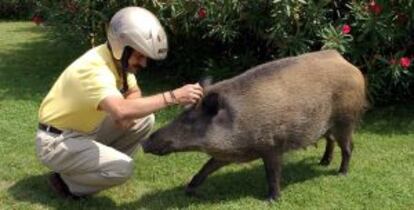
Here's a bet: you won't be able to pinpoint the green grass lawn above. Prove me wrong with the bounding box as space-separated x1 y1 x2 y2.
1 21 414 210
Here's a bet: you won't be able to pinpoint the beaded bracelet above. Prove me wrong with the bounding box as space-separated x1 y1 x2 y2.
161 92 169 105
169 90 177 104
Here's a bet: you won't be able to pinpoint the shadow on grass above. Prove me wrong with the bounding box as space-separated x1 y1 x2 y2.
360 104 414 135
8 174 117 210
7 157 336 209
119 156 337 209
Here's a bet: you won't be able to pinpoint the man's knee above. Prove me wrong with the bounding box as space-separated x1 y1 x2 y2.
101 155 134 184
60 152 134 195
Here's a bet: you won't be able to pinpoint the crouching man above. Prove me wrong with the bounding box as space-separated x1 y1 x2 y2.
35 7 203 199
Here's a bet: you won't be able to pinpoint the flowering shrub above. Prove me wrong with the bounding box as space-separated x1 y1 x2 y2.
36 0 414 105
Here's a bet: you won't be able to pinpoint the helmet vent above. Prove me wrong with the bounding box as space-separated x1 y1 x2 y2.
158 48 167 54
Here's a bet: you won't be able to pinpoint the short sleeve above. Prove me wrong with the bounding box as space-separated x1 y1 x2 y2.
76 67 122 110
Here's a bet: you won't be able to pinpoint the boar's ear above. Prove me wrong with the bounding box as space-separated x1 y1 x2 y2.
202 92 219 116
199 76 213 88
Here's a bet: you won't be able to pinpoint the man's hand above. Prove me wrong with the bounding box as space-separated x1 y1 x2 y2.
98 83 203 128
173 83 204 105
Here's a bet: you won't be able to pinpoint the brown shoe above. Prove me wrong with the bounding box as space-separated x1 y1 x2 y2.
48 172 84 200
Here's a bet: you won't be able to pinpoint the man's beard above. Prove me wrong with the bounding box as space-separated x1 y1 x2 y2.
126 65 143 74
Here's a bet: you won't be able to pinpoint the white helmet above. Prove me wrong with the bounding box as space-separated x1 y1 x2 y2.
107 7 168 60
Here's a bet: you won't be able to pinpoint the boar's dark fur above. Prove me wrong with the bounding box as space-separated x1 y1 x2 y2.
142 50 367 201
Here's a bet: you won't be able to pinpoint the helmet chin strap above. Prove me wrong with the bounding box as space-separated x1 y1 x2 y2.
120 46 133 94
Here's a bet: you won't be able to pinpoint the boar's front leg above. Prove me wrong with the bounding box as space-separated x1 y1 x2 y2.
185 158 230 197
262 151 283 201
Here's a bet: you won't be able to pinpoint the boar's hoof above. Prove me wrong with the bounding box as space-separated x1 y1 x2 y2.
338 169 348 176
266 194 279 203
265 191 280 202
319 158 331 166
185 186 199 197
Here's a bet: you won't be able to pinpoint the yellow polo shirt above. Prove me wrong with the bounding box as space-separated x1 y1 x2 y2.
38 44 137 133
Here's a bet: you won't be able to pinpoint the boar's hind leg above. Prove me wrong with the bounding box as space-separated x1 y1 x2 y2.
333 123 354 175
319 133 335 166
262 151 283 201
185 158 230 197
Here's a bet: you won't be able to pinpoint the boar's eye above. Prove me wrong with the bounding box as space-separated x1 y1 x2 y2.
202 92 219 116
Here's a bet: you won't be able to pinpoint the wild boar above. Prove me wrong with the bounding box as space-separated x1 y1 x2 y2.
142 50 367 201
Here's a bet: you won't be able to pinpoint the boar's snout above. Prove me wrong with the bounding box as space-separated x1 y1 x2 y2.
142 131 172 156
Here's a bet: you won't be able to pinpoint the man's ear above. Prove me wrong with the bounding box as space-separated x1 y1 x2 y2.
199 76 213 88
202 92 219 116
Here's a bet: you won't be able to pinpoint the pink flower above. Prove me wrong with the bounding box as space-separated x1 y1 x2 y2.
400 57 411 69
342 24 351 34
369 1 382 15
198 7 207 19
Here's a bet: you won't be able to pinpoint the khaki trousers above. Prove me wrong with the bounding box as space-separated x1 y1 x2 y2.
35 114 155 196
